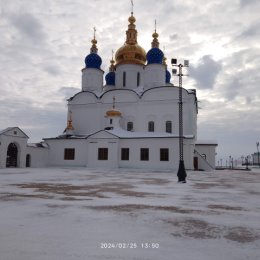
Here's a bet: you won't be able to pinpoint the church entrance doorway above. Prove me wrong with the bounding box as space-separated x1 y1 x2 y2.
194 156 198 170
6 143 18 168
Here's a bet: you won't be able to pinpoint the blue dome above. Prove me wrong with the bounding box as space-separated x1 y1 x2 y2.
146 47 164 64
166 70 171 83
85 53 102 69
105 71 115 85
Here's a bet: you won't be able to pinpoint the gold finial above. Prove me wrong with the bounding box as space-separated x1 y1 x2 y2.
109 50 115 72
126 5 137 45
152 21 159 48
106 96 122 117
93 26 96 40
90 27 98 53
163 46 167 66
66 111 74 130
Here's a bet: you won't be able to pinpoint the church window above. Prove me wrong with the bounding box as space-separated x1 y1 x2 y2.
160 148 169 161
123 71 126 87
64 148 75 160
166 121 172 133
148 121 154 132
127 122 133 131
110 119 113 125
137 72 140 87
140 148 149 161
121 148 129 160
14 131 17 135
26 154 31 167
98 148 108 160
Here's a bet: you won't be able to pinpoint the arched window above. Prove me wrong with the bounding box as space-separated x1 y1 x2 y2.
123 71 126 87
148 121 154 132
127 122 133 131
26 154 31 167
137 72 140 87
6 143 18 168
166 121 172 133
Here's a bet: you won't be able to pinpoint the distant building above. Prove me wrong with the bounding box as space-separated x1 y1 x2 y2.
0 11 217 171
252 152 260 165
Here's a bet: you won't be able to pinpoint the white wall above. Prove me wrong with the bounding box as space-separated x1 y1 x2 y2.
144 64 166 89
115 64 144 89
195 144 217 169
26 146 49 167
82 68 104 92
118 138 179 170
68 87 198 137
87 138 119 168
45 139 88 167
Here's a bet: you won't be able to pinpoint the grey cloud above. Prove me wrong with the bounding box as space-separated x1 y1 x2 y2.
0 97 66 141
59 87 80 99
169 34 178 41
240 0 259 7
239 22 260 38
222 77 240 101
189 55 222 89
8 12 46 42
44 65 61 76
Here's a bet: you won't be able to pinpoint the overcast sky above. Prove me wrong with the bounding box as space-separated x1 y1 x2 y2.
0 0 259 164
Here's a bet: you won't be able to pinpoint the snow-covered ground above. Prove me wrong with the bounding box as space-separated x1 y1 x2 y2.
0 167 259 260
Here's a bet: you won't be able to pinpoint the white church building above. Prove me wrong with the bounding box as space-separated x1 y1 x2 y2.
0 11 217 171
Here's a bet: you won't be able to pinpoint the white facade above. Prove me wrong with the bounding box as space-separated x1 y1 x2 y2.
0 11 217 171
0 127 29 168
82 68 104 92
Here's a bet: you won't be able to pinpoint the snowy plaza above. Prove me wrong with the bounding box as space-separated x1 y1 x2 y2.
0 167 259 260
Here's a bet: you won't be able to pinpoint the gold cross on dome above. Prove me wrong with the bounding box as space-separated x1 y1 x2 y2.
93 26 96 39
131 0 134 14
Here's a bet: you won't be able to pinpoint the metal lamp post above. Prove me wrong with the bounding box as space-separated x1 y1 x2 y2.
256 142 260 167
171 59 189 183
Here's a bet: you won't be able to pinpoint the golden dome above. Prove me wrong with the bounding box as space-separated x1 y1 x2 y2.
106 109 122 117
115 44 146 66
115 13 146 66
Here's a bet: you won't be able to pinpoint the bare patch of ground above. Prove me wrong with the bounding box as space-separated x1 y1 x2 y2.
224 227 260 243
8 182 156 200
169 219 221 239
0 192 53 201
168 218 260 243
88 204 201 214
193 182 234 189
139 178 171 185
207 204 243 211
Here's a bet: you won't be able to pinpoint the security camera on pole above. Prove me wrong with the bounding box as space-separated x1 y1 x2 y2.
171 58 189 183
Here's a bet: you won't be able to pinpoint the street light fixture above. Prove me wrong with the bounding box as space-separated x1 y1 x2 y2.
256 142 260 167
171 58 189 183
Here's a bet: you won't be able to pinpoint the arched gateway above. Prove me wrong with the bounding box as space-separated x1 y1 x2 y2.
6 143 18 168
